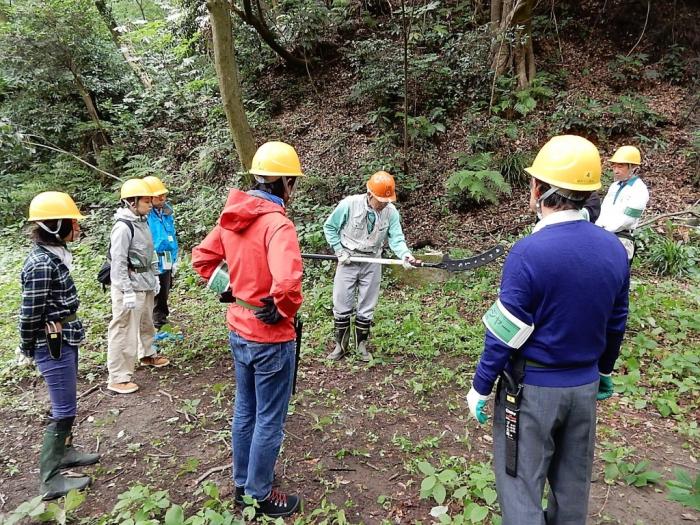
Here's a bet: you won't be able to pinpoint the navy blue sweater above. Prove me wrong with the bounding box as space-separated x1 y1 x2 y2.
473 218 630 395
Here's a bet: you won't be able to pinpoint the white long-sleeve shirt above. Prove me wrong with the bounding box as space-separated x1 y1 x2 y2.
595 176 649 233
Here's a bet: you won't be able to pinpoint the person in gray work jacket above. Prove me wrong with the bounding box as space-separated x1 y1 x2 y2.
106 178 169 395
323 171 418 362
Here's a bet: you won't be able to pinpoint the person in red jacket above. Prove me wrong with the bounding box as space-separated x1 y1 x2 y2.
192 141 304 518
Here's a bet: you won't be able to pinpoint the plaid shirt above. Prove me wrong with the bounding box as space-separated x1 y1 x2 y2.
19 244 84 356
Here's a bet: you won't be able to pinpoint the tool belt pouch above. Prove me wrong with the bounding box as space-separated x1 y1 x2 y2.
45 321 62 360
501 377 522 478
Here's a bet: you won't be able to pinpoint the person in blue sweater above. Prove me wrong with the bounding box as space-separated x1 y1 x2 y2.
144 176 179 335
467 135 630 525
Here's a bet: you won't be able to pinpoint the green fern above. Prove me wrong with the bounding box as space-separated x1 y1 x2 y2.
446 159 511 207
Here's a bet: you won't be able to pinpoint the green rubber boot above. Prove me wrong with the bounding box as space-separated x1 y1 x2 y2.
327 316 351 360
355 317 373 362
40 422 91 501
60 434 101 469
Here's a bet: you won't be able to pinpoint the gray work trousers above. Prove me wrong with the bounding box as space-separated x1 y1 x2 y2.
332 260 382 320
493 380 598 525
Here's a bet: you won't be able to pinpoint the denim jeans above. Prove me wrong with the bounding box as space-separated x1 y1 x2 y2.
229 331 295 500
34 343 79 419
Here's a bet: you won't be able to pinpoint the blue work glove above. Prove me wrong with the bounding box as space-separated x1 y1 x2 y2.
467 386 490 424
597 374 614 401
255 296 283 325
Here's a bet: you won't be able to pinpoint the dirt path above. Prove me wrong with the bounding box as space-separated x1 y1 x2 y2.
1 344 697 524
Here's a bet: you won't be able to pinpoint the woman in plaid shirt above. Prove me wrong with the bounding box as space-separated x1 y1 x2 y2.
19 192 99 500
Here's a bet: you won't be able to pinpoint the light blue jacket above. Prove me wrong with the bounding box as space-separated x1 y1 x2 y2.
147 203 178 273
323 194 411 259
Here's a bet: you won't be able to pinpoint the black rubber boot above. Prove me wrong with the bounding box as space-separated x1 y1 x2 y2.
355 317 373 362
39 421 91 500
327 316 351 360
60 433 101 469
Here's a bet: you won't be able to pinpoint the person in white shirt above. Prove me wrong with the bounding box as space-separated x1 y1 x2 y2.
595 146 649 261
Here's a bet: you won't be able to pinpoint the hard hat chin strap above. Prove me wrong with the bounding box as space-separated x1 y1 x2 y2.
37 219 63 240
536 184 587 218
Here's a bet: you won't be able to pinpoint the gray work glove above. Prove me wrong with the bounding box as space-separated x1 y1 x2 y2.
15 345 34 367
402 254 418 270
337 250 351 265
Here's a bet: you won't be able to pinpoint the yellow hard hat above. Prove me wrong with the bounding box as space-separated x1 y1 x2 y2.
120 178 155 199
249 141 304 179
28 192 85 221
525 135 601 191
143 175 168 196
609 145 641 165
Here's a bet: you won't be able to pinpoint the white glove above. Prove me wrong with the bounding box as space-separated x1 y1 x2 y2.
154 278 161 296
467 386 490 424
15 346 34 367
172 261 179 277
123 290 137 310
402 255 417 270
337 250 351 265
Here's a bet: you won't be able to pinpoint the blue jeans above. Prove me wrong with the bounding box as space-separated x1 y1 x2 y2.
229 331 295 500
34 343 79 419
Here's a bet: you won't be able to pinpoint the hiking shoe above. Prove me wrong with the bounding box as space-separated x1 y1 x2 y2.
254 488 301 518
234 485 245 505
234 475 280 505
107 382 139 394
140 355 170 367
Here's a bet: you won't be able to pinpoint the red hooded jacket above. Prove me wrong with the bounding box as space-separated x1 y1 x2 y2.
192 189 303 342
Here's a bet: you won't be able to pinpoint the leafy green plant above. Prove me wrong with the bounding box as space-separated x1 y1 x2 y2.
601 446 662 487
608 53 650 86
666 469 700 510
498 150 532 188
659 45 688 83
419 461 458 504
446 152 511 208
106 484 172 523
492 73 554 118
643 230 697 277
418 460 500 524
3 490 85 525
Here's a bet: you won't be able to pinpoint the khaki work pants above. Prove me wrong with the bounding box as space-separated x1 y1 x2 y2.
107 287 156 384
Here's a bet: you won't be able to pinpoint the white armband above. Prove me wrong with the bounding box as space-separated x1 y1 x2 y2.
482 299 534 349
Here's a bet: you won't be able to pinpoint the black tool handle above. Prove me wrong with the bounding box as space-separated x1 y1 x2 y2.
292 317 303 395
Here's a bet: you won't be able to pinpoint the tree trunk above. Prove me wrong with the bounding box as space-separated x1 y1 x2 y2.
400 0 409 176
95 0 153 90
135 0 146 20
207 0 256 175
490 0 535 89
66 61 111 168
230 0 309 71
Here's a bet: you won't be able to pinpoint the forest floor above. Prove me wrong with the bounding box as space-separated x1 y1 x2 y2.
0 255 698 524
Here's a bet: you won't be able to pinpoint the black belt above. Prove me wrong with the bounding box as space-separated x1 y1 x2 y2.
615 231 634 241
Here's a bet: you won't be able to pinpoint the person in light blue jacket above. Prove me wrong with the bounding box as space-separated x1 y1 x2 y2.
144 176 178 334
323 171 418 362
